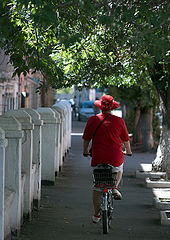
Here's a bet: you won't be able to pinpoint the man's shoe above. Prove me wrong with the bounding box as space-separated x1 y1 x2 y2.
92 215 101 223
113 186 122 200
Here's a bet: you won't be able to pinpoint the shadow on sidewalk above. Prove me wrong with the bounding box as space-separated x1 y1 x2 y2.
13 121 170 240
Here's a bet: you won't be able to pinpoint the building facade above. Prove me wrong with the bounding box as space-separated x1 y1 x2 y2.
0 50 55 115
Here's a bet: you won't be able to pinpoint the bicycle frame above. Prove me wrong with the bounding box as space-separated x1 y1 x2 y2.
101 189 112 210
99 188 114 234
102 192 108 211
93 164 116 234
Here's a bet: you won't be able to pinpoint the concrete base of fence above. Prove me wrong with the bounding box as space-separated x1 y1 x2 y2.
152 188 170 210
153 196 170 210
160 211 170 225
136 170 166 179
140 163 152 171
136 163 166 180
152 188 170 197
146 177 170 188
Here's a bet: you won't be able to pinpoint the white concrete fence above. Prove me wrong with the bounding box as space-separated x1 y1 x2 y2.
0 102 72 240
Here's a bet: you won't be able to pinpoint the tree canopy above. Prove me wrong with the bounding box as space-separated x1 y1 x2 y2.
0 0 169 92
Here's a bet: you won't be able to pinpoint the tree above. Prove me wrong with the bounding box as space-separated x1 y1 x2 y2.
55 0 170 176
0 1 169 176
0 0 96 89
60 0 169 175
107 82 159 152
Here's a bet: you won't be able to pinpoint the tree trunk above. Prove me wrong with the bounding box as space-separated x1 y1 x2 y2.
122 104 126 120
41 92 45 107
152 125 168 172
132 106 142 144
166 130 170 179
166 62 170 179
140 107 154 151
151 62 170 179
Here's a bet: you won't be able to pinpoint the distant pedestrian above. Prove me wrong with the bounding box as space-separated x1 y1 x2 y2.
93 98 100 115
73 96 78 118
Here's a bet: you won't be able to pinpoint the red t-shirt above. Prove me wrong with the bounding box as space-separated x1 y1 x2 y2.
83 113 129 167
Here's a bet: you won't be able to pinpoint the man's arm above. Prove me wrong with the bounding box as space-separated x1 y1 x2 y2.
123 140 132 155
83 140 90 156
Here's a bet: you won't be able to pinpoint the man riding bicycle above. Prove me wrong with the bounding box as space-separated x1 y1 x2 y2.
83 95 132 223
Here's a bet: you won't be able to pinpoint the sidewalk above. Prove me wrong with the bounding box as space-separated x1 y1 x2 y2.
14 121 170 240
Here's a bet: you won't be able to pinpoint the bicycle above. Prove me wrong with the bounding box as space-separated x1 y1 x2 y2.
92 163 117 234
83 152 132 234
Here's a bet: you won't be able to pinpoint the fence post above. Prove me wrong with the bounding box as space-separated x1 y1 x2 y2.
0 115 22 236
0 128 8 240
22 109 43 209
60 100 72 149
37 108 58 184
54 104 68 155
52 105 66 167
5 110 34 220
50 108 61 174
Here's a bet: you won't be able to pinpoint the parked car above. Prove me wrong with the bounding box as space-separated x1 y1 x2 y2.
78 101 95 121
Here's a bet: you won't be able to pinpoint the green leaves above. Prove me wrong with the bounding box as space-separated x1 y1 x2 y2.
0 0 169 97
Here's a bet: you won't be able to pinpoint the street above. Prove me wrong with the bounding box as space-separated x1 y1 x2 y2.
14 120 170 240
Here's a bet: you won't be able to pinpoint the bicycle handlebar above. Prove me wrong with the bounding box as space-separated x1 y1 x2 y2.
83 153 90 157
83 152 132 157
124 153 132 156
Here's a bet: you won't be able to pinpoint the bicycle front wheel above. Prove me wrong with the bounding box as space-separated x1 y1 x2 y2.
102 210 109 234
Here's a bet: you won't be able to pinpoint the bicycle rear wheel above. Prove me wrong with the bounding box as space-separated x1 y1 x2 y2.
108 196 114 228
102 210 109 234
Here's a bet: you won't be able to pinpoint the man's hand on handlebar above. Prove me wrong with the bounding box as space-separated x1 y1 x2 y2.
83 151 90 157
84 151 132 157
123 151 132 156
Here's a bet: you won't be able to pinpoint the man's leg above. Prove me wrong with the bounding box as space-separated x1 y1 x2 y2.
115 171 122 187
113 171 122 200
93 190 102 216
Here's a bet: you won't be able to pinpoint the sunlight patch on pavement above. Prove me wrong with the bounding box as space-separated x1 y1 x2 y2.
71 132 83 136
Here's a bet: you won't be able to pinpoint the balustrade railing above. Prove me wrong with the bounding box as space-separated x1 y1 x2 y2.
0 104 71 240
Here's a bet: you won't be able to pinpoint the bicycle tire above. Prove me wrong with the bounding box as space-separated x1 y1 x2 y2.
102 210 109 234
108 196 114 228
